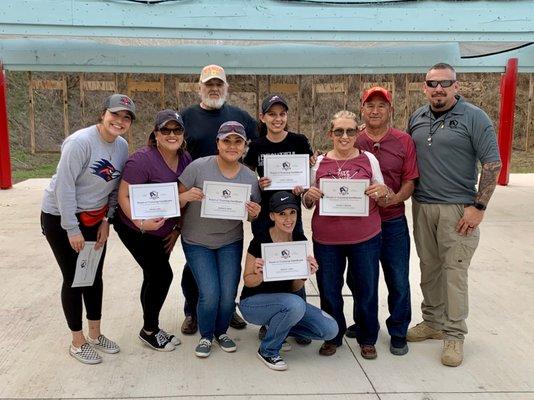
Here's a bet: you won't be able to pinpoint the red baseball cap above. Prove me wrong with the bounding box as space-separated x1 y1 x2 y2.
361 86 392 105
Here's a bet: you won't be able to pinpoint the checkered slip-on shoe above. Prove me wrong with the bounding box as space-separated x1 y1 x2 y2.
69 343 102 365
87 334 120 354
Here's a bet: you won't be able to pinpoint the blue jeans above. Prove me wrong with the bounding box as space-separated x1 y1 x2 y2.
239 293 338 357
314 233 381 346
347 216 411 339
181 239 243 340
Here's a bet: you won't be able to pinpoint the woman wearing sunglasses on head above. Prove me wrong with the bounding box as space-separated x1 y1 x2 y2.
41 94 135 364
302 110 388 359
238 191 338 371
178 121 261 358
114 109 192 352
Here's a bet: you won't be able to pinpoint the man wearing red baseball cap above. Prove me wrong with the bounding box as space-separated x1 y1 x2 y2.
345 86 419 358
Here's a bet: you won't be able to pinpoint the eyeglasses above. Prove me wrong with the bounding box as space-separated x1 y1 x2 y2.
218 123 246 136
331 128 358 137
159 127 184 135
425 80 456 88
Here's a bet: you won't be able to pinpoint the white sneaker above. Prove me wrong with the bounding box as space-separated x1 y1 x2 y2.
69 343 102 364
87 334 120 354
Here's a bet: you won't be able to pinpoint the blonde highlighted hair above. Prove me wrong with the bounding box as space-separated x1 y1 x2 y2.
329 110 358 131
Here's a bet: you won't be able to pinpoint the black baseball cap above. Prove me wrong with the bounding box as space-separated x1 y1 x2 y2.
261 94 289 114
154 109 184 130
269 191 299 213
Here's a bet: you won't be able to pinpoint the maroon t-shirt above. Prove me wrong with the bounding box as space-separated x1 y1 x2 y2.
356 128 419 221
118 146 192 237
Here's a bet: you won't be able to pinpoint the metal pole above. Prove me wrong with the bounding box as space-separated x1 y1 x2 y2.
0 61 13 190
497 58 518 186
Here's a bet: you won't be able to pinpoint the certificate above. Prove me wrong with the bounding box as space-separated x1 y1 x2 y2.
129 182 180 220
72 242 103 288
263 154 310 191
200 181 251 221
261 241 310 282
319 178 369 217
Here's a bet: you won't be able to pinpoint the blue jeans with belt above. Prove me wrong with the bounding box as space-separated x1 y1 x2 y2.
239 293 338 357
314 233 381 346
181 238 243 340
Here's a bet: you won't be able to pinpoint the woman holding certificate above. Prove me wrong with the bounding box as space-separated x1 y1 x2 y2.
114 109 192 352
41 94 135 364
239 191 338 371
178 121 261 358
302 110 388 359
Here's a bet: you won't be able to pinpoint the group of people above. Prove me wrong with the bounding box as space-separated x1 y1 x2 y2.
41 62 501 371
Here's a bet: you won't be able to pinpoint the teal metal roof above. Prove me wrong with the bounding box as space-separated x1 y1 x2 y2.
1 0 533 73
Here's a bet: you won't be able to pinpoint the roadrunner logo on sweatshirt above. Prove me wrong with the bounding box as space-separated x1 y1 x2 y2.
91 159 121 182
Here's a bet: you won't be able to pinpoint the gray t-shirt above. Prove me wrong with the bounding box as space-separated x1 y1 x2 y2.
179 156 261 249
408 96 500 204
41 125 129 236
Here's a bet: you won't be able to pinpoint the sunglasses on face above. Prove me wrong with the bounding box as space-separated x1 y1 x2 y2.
331 128 358 137
425 80 456 88
159 126 184 135
218 123 246 136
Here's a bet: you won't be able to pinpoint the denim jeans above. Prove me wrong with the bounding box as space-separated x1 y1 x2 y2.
239 293 338 357
347 216 412 340
314 233 381 346
181 264 198 317
181 239 243 340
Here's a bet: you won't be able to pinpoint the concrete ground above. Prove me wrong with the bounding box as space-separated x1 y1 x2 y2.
0 175 533 400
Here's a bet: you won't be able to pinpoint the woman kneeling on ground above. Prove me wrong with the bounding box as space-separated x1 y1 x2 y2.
238 191 338 371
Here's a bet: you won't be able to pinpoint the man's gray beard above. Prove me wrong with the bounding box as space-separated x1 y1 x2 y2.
201 95 226 110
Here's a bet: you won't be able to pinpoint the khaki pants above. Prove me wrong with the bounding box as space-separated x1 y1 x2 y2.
412 201 480 340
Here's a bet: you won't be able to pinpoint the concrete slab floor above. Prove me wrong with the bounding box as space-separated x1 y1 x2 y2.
0 175 533 400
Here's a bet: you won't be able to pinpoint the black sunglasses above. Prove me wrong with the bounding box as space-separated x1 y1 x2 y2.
159 126 184 135
425 80 456 88
218 123 246 136
331 128 358 137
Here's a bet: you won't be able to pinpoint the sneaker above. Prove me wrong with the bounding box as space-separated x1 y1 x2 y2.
87 334 120 354
139 329 175 352
390 336 409 356
257 350 288 371
69 343 102 364
345 323 358 339
258 325 267 340
295 336 312 345
441 339 463 367
281 340 292 352
215 334 237 353
319 342 337 356
407 321 445 342
195 338 212 358
181 315 198 335
229 311 247 330
360 344 377 360
160 329 181 346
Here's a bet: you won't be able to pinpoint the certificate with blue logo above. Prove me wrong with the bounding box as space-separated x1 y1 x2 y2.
263 154 310 191
319 178 369 216
129 182 180 220
200 181 251 221
261 241 310 282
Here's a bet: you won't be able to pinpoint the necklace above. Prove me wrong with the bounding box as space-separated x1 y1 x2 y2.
331 149 358 173
97 124 117 161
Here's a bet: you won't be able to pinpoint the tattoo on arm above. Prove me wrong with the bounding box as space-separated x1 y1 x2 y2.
476 161 502 205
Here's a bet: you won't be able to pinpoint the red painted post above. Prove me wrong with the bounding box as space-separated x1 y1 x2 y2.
497 58 518 186
0 61 13 190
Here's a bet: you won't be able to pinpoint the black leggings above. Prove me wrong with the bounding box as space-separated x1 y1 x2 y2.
41 212 105 332
113 218 173 332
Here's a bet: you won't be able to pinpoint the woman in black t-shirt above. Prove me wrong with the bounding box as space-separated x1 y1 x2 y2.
238 191 338 371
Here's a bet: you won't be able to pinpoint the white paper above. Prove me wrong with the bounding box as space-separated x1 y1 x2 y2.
319 178 369 216
263 154 310 191
261 241 310 282
129 182 180 220
200 181 251 221
72 242 103 288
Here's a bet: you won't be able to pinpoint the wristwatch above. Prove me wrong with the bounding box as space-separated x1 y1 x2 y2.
473 202 487 211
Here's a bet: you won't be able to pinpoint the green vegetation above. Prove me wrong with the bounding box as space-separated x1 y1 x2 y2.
10 148 59 183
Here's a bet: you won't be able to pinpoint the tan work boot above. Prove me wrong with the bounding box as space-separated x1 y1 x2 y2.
441 339 464 367
406 321 445 342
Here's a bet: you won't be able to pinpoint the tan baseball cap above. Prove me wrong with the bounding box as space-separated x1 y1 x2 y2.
199 64 227 84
